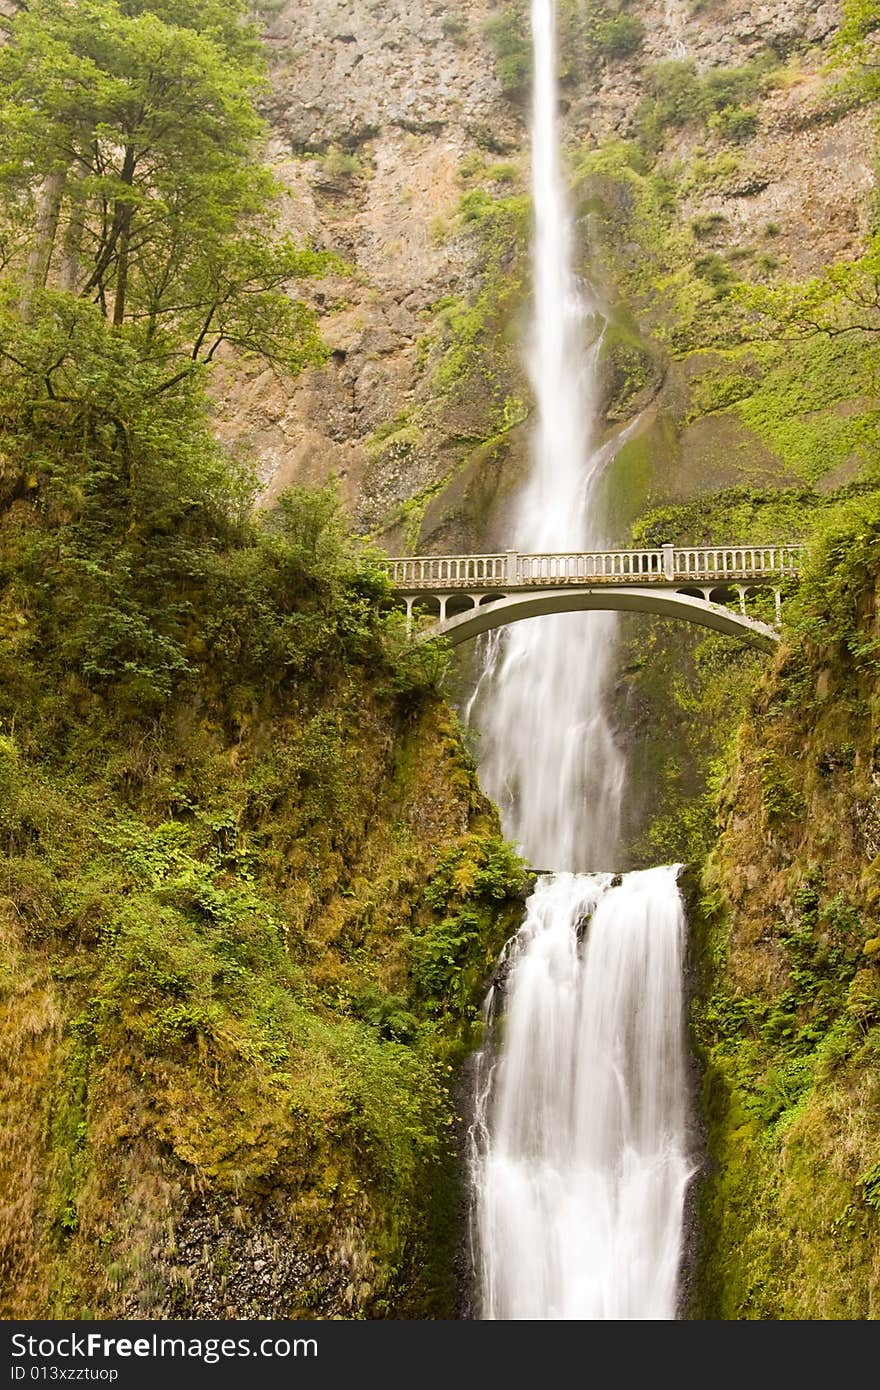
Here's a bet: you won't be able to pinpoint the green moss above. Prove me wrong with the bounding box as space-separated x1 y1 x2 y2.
689 875 878 1318
0 467 527 1317
685 507 880 1318
735 339 879 483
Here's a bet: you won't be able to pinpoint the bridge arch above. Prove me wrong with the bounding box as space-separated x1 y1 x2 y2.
416 586 780 650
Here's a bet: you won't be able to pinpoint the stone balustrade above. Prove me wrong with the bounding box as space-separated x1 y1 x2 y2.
382 544 804 590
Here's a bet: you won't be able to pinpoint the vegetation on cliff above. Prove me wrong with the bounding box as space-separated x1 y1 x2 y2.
689 498 880 1317
0 0 528 1319
3 0 880 1323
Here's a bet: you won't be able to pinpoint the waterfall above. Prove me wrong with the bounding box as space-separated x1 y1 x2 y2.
465 0 624 873
471 869 693 1319
466 0 694 1319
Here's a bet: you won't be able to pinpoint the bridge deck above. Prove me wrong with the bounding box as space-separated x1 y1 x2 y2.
382 544 803 591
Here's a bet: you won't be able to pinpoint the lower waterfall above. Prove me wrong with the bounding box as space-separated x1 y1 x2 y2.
469 868 694 1320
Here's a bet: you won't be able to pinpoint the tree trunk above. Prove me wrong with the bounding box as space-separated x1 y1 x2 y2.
112 209 132 326
20 169 66 317
111 145 137 326
58 183 86 294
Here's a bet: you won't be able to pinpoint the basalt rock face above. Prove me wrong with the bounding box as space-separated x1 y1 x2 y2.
215 0 874 557
212 0 527 551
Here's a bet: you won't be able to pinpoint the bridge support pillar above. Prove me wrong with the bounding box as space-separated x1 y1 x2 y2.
438 595 448 622
405 597 414 637
701 587 712 601
662 543 674 579
506 550 519 585
737 585 747 616
775 588 782 627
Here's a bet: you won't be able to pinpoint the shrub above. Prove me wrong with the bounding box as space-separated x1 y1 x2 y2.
595 13 645 59
485 7 531 96
710 104 759 143
694 252 739 298
691 212 727 237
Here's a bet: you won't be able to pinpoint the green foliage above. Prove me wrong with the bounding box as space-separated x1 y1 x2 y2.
735 337 880 482
458 189 499 224
784 492 880 666
413 834 528 1013
636 60 704 142
758 751 803 826
0 0 522 1327
319 147 366 181
690 212 727 238
831 0 880 106
0 0 331 369
423 834 529 911
686 479 880 1318
709 104 759 143
485 7 531 96
572 141 693 328
0 447 523 1317
425 190 529 434
690 856 877 1315
733 238 880 344
594 13 645 59
636 56 770 149
693 251 740 298
631 486 825 548
0 281 415 716
409 910 482 1004
622 622 762 869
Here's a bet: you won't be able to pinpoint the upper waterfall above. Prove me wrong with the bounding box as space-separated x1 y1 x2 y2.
465 0 625 873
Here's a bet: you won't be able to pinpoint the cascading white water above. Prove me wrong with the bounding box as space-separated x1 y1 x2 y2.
465 0 624 873
471 869 693 1319
467 0 693 1320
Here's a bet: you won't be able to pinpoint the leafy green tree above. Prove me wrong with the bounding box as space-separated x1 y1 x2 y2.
595 13 644 60
0 0 330 378
832 0 880 104
734 244 880 341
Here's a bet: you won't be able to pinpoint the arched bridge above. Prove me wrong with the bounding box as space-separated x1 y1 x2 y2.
381 543 804 650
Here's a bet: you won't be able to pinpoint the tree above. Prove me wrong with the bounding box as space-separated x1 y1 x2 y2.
0 0 331 378
734 241 880 342
832 0 880 105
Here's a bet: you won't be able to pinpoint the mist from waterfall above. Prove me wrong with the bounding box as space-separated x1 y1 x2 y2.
467 0 694 1321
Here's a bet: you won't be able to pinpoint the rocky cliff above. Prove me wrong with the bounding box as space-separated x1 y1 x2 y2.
215 0 874 554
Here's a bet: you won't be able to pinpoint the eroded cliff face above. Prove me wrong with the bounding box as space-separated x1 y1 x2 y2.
213 0 521 544
213 0 875 556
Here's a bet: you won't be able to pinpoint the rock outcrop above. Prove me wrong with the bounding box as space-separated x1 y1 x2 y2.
212 0 874 555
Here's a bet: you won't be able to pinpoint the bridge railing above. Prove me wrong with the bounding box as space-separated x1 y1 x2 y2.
383 554 508 587
518 549 666 581
382 544 804 589
673 545 803 579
